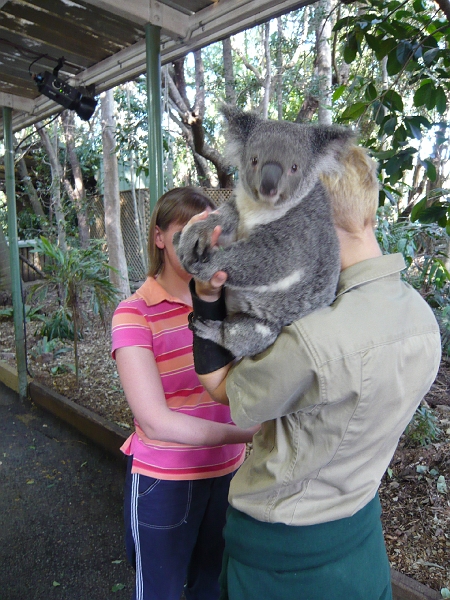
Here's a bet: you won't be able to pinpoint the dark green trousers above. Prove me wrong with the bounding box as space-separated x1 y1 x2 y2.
220 494 392 600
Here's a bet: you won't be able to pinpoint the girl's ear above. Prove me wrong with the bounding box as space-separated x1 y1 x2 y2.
154 226 165 250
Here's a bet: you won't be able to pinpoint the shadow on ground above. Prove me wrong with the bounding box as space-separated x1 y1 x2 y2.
0 381 134 600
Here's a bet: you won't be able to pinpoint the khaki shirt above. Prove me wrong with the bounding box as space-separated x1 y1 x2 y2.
226 254 441 525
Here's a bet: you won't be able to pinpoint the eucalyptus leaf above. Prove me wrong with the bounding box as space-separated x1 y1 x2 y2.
410 197 427 222
396 40 414 65
365 82 378 101
386 52 402 76
376 38 397 61
382 117 397 136
414 80 434 108
332 85 347 101
413 0 426 11
436 475 447 494
341 102 368 120
435 87 447 115
344 33 358 64
424 160 437 182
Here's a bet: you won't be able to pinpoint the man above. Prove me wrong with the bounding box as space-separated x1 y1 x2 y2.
187 145 441 600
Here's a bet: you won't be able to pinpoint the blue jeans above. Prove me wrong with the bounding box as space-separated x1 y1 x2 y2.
124 457 232 600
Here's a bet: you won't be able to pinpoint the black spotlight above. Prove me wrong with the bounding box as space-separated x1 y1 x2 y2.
33 71 98 121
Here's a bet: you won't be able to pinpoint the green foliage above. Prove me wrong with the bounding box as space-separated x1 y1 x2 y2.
404 406 441 447
376 206 450 309
28 237 119 384
0 307 13 320
332 0 449 225
40 306 75 341
0 193 7 236
51 362 76 375
25 304 47 322
435 305 450 357
30 336 71 360
29 237 118 319
414 464 447 495
16 208 47 240
411 189 450 236
0 304 45 322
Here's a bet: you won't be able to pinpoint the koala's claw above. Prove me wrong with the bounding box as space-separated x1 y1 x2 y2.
176 221 219 277
190 317 223 344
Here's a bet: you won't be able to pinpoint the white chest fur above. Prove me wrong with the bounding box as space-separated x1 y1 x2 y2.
235 183 299 238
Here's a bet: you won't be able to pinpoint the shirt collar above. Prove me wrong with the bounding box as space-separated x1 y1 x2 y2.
135 276 192 308
336 253 406 299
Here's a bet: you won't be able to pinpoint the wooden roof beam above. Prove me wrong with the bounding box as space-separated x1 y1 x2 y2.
0 93 34 113
80 0 190 39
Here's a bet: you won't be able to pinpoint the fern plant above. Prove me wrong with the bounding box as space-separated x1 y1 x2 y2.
28 237 119 385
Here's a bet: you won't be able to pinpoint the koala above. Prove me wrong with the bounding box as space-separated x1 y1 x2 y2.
174 105 356 358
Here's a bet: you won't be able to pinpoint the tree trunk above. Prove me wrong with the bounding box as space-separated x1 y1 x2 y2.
276 18 284 120
426 121 448 196
294 6 319 123
167 57 233 188
61 110 90 248
223 38 236 105
316 0 333 125
295 96 320 123
261 22 272 119
36 122 67 251
100 89 131 300
433 0 450 20
14 138 46 220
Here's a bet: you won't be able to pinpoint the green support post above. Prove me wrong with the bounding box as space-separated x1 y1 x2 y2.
3 106 28 400
146 23 164 215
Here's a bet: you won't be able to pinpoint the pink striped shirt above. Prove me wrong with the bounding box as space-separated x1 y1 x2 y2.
111 277 245 480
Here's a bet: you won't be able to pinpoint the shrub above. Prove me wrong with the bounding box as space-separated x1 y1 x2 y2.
28 237 119 384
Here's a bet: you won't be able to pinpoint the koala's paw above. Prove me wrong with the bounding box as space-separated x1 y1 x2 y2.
190 318 224 345
175 220 219 279
193 315 282 358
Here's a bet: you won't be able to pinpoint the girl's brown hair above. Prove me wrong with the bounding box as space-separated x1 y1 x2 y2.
147 186 216 277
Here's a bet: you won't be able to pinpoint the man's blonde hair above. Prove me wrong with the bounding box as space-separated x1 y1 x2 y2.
320 145 379 233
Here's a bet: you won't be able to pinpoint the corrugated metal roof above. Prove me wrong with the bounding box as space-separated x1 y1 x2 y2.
0 0 313 133
0 0 147 100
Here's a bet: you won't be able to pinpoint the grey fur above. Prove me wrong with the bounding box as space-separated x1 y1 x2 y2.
174 106 356 357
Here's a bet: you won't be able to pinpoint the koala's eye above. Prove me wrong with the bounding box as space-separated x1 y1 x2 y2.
291 164 298 173
251 157 258 166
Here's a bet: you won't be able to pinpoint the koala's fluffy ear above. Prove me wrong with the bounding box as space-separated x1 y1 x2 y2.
220 104 260 168
220 104 260 140
312 125 357 156
310 125 358 174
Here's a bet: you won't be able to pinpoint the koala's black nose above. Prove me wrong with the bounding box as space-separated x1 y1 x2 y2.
260 162 283 197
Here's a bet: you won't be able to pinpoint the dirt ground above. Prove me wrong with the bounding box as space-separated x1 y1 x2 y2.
1 308 449 594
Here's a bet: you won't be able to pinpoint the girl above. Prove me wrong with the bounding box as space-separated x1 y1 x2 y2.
111 187 256 600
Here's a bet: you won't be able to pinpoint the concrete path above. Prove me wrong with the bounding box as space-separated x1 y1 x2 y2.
0 381 134 600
